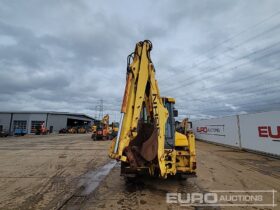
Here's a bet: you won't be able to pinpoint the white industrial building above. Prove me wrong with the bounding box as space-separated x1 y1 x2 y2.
0 111 95 135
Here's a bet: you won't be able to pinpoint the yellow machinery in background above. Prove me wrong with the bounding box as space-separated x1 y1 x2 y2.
92 114 111 140
109 122 119 139
67 127 77 134
101 115 109 124
92 125 97 133
109 40 196 178
176 118 193 136
77 127 86 134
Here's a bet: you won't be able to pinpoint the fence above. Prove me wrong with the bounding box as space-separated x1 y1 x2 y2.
193 111 280 157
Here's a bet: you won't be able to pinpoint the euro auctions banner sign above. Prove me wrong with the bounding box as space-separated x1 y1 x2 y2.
196 125 225 136
193 116 240 147
239 111 280 156
258 126 280 141
193 111 280 156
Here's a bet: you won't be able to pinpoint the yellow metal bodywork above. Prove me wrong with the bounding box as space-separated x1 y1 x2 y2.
109 40 196 178
113 127 118 133
101 114 109 125
92 125 97 133
174 131 196 173
175 132 189 147
101 114 110 133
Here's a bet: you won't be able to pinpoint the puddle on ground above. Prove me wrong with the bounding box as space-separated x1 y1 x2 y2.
78 160 116 195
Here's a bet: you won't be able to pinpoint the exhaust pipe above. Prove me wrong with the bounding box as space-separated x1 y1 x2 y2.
113 113 124 153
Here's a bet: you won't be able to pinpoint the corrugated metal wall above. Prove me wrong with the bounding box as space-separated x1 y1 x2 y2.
47 114 67 133
193 111 280 156
0 113 94 134
0 113 11 131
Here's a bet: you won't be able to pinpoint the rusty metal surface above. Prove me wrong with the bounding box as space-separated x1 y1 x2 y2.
124 123 158 166
124 147 138 169
121 73 132 113
140 128 158 161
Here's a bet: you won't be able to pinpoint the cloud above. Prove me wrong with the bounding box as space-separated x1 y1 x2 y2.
0 0 279 121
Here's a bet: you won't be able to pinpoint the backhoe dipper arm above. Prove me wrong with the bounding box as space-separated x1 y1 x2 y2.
109 40 169 177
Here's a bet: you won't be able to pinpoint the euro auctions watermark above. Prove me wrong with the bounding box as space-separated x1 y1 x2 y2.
166 190 277 207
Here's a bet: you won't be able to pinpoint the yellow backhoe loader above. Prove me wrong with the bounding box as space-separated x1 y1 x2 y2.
176 118 193 136
92 114 110 140
109 40 196 179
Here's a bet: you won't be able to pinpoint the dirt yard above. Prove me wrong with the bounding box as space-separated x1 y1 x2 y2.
0 134 279 210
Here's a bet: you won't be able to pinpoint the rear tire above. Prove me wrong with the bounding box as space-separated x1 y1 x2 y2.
91 134 96 141
124 176 137 183
176 173 187 180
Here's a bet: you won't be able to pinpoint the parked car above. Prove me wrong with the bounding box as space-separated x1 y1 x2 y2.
0 130 9 137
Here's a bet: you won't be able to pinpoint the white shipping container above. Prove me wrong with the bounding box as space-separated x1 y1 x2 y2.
239 111 280 156
193 116 240 147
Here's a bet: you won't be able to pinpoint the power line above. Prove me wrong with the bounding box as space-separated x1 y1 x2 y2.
186 101 280 119
188 22 280 68
174 80 280 113
160 19 280 84
91 21 280 115
94 46 280 116
170 66 280 100
95 74 279 115
174 76 280 106
95 99 104 120
201 68 279 93
176 86 280 108
172 81 280 111
179 97 280 114
160 10 280 83
162 46 280 94
184 9 280 63
161 39 280 93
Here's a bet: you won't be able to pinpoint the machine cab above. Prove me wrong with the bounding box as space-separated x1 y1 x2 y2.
162 97 177 149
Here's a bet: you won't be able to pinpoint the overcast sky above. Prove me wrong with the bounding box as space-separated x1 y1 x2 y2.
0 0 280 121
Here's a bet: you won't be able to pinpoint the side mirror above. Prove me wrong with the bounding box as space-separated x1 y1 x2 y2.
173 109 178 117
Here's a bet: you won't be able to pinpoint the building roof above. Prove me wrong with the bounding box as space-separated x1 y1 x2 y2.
0 111 95 120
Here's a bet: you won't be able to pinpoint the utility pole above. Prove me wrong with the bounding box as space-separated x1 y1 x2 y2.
98 99 104 120
94 105 98 119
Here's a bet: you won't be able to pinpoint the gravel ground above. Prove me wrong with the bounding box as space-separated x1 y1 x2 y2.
0 134 279 210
